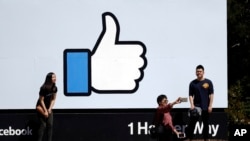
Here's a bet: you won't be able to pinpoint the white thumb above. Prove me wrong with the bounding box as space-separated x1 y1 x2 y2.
92 12 119 54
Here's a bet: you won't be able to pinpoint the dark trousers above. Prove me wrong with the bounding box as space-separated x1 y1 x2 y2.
37 112 53 141
157 127 174 141
186 110 210 140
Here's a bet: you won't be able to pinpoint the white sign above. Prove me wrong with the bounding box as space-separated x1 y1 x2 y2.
0 0 227 109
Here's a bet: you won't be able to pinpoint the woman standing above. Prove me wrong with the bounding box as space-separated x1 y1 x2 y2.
153 94 182 141
36 72 57 141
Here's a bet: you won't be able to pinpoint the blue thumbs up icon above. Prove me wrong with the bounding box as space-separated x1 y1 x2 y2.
64 49 91 96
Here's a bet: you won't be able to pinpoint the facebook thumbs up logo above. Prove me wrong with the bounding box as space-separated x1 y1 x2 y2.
63 12 147 96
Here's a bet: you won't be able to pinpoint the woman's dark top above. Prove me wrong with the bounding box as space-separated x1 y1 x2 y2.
36 84 57 109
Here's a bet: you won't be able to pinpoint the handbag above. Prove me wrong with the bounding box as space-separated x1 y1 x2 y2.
188 107 202 117
155 124 165 134
150 108 166 138
149 124 165 138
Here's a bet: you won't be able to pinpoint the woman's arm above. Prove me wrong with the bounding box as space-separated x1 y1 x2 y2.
39 96 47 112
37 95 49 118
169 97 181 107
48 93 57 114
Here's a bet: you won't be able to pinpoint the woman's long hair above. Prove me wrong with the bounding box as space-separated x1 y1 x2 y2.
41 72 55 90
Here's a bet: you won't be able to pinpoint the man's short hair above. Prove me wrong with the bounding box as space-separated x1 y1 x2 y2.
196 64 204 71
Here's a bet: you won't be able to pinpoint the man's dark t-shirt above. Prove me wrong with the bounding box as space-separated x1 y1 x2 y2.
189 78 214 110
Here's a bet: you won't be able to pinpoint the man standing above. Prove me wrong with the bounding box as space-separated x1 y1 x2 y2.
186 65 214 141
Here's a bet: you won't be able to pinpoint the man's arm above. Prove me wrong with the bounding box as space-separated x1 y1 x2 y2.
189 95 195 109
208 93 214 113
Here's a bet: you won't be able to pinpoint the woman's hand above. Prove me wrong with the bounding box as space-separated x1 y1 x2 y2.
44 110 49 118
175 97 182 104
48 108 52 114
173 129 179 134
